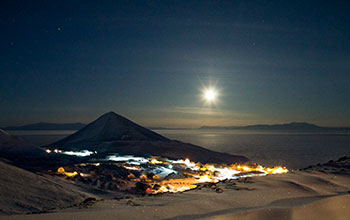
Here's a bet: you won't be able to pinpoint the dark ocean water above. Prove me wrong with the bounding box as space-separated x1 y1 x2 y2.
8 129 350 170
155 130 350 169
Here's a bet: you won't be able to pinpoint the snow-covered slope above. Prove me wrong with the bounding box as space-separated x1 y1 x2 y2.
0 161 88 215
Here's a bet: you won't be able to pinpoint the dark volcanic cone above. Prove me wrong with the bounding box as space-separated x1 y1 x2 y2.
49 111 168 148
45 112 248 164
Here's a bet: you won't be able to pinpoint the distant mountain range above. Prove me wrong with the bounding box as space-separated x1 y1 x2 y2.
199 122 350 131
148 127 193 130
3 121 350 131
3 122 86 130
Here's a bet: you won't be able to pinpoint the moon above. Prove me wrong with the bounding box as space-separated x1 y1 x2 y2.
203 87 218 103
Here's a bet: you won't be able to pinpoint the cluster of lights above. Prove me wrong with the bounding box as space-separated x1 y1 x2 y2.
54 154 288 194
45 149 95 157
115 156 287 194
45 149 62 154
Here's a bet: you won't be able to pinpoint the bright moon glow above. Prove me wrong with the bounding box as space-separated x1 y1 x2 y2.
203 87 218 103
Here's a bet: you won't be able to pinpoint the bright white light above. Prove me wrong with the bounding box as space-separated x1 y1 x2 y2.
62 150 94 157
106 155 149 165
203 87 218 103
149 166 177 178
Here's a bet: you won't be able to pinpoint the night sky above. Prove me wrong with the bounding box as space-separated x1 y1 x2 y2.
1 1 349 127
